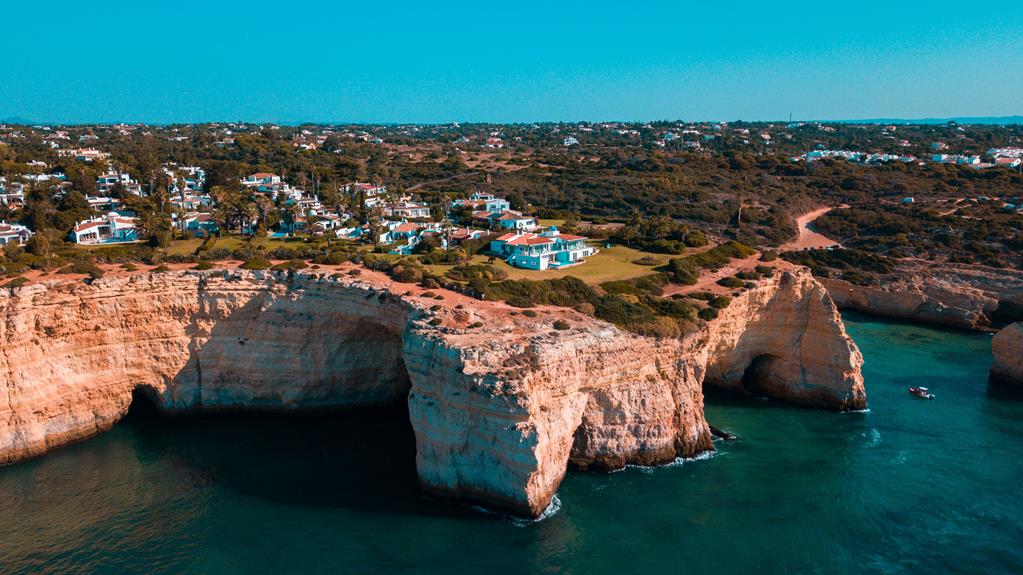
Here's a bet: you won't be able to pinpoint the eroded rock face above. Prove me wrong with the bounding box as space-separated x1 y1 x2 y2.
991 322 1023 385
822 261 1023 331
0 267 863 517
706 271 866 410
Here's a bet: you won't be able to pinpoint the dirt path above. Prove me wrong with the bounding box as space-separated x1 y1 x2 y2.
405 172 481 192
779 206 845 252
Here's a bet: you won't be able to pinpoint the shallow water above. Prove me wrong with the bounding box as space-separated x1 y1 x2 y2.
2 311 1022 574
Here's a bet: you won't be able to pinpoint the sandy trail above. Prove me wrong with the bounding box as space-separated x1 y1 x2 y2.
779 206 845 251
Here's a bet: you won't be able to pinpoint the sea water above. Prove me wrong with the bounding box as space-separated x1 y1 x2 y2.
2 311 1021 574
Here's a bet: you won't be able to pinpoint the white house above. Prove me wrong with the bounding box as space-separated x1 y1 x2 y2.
473 210 537 231
452 192 510 213
96 172 143 195
383 202 431 219
0 222 32 246
70 213 139 244
0 180 25 205
489 228 595 271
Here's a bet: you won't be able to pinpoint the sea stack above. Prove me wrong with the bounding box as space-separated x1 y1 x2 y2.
991 322 1023 385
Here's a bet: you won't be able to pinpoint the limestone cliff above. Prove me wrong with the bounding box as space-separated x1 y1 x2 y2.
0 267 863 517
991 322 1023 385
822 261 1023 331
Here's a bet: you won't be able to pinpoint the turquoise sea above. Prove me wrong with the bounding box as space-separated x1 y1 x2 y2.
2 311 1022 574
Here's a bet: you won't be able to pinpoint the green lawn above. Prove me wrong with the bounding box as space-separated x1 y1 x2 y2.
164 234 333 257
538 218 566 228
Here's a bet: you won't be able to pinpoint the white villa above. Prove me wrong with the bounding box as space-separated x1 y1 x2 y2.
0 222 32 246
70 213 139 244
0 179 25 205
346 182 388 206
452 191 510 213
96 172 143 195
489 228 595 270
473 210 537 231
383 202 431 219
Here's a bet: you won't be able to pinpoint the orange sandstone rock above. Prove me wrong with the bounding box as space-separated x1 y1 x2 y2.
0 267 863 517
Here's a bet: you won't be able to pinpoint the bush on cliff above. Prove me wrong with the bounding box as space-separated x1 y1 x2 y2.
240 255 272 270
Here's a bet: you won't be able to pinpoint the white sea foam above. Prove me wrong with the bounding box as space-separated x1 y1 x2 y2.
620 449 720 474
510 494 561 527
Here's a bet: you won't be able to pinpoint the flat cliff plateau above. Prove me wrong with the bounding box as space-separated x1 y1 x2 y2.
991 322 1023 385
0 266 863 517
822 260 1023 331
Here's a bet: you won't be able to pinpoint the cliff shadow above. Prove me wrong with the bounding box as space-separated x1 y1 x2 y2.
111 283 477 517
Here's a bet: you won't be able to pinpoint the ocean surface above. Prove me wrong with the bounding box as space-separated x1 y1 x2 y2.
2 311 1022 574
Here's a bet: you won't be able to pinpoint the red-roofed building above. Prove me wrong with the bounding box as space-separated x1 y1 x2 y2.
489 228 596 270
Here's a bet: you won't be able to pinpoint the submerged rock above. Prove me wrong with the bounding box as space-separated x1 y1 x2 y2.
0 266 864 517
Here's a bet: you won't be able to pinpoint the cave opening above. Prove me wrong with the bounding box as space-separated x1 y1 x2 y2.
124 385 164 421
741 354 779 396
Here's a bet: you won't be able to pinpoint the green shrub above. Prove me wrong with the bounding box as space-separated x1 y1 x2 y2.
699 307 720 320
193 261 215 270
717 276 744 288
552 319 570 330
271 259 308 271
59 261 104 279
709 296 732 309
2 277 29 289
632 256 662 266
428 318 442 326
468 321 484 328
389 263 424 284
240 255 272 270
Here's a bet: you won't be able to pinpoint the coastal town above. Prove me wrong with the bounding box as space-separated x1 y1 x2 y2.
0 121 1020 276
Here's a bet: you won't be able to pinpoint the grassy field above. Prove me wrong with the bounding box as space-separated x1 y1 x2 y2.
425 243 664 285
164 235 332 257
537 218 566 228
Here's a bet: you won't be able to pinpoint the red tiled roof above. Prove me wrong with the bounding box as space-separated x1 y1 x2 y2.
557 234 586 241
393 222 421 233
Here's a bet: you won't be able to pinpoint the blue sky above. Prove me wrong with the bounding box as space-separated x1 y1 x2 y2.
5 1 1022 123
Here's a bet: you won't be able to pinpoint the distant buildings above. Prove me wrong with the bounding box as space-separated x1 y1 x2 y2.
382 202 431 219
96 171 143 195
242 172 283 194
473 210 537 231
56 148 109 162
452 192 510 213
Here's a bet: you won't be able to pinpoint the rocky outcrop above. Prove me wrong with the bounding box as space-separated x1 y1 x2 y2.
822 261 1023 331
705 271 865 410
0 267 863 517
991 322 1023 385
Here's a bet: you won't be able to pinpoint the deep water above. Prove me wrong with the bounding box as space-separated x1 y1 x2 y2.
2 311 1022 574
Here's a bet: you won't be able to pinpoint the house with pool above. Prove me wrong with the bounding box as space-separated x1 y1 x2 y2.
489 228 596 270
